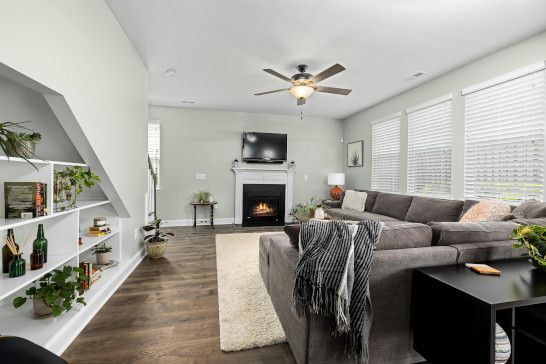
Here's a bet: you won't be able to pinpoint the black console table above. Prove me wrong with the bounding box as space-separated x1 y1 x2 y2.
412 258 546 364
189 201 217 228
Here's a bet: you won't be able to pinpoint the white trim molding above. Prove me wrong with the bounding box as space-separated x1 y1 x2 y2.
461 61 546 95
405 93 453 114
369 111 402 125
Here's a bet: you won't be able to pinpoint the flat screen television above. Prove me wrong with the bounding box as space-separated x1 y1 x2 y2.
242 132 287 163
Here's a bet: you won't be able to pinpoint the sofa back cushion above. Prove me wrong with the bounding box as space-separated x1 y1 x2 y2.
509 199 546 219
372 192 414 220
405 197 464 224
429 221 517 246
360 190 380 212
376 222 432 250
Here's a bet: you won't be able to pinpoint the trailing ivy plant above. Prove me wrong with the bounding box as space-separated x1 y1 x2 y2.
54 166 101 209
512 225 546 268
13 266 88 317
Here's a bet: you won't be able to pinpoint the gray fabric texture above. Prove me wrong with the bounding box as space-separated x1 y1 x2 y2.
509 199 546 219
405 196 464 224
326 208 400 222
376 222 432 250
259 234 275 293
459 199 479 220
284 225 301 248
322 200 342 208
513 217 546 226
429 221 517 246
451 240 527 263
360 190 380 212
372 193 414 220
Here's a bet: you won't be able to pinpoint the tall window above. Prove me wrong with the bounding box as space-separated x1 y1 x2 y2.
148 122 160 189
371 113 400 192
463 64 545 203
407 95 453 197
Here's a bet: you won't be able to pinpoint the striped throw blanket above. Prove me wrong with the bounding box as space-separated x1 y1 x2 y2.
293 220 383 362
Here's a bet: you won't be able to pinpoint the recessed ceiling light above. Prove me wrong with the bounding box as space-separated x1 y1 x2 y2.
165 68 177 77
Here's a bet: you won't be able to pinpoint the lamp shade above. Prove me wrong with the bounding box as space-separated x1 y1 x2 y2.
328 173 345 186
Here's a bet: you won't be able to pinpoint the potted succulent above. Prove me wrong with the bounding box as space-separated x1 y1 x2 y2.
289 197 318 222
190 191 212 203
91 243 112 265
12 266 88 317
142 219 174 259
512 225 546 271
0 121 40 167
54 166 101 211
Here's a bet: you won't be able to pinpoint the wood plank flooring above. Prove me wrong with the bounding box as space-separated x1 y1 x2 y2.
63 225 296 363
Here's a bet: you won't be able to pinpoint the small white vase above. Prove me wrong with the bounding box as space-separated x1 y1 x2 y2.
314 206 325 219
96 252 112 265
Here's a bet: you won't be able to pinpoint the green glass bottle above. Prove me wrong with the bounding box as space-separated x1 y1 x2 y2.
8 253 26 278
2 229 19 274
33 224 48 263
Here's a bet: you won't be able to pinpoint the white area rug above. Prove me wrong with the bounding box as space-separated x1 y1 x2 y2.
216 232 287 351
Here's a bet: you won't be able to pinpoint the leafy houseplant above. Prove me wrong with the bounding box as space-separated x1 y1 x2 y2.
54 166 101 211
91 243 113 265
13 266 88 317
512 225 546 271
142 219 174 259
0 121 40 167
290 197 318 222
190 191 212 203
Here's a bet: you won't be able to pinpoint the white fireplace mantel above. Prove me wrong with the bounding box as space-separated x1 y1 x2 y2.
232 166 297 224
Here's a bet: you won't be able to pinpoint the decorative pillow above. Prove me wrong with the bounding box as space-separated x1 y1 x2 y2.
284 224 300 249
509 199 546 219
341 190 367 212
459 200 511 222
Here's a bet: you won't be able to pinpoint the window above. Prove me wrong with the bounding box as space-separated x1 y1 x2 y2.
371 113 400 192
148 122 160 189
407 95 453 197
463 63 545 203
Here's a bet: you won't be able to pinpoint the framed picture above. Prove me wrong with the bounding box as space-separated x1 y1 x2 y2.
347 140 363 167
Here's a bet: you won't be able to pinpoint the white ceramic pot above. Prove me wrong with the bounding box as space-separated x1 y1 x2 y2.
96 252 112 265
33 296 62 317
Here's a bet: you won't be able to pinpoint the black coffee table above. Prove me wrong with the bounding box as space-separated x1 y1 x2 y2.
412 258 546 364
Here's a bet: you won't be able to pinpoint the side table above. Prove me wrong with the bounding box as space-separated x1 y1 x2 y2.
190 201 217 228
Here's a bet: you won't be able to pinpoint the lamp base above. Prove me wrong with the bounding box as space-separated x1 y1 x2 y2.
330 185 343 200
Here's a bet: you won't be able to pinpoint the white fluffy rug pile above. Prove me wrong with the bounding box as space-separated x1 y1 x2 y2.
215 232 287 351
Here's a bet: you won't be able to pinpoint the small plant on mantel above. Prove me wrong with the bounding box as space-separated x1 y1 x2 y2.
13 266 88 317
142 219 174 259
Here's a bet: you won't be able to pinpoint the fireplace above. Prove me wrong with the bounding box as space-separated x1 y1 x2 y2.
242 184 285 226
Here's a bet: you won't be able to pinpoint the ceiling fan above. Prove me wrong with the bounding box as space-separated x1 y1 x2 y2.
255 64 352 105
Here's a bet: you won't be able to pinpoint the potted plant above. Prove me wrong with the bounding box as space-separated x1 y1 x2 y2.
142 219 174 259
190 191 212 203
12 266 88 317
0 121 40 167
91 243 112 265
512 225 546 271
54 166 101 211
7 132 42 156
289 197 318 222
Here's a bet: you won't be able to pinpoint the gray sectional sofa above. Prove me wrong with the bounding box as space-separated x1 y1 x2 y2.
259 190 543 364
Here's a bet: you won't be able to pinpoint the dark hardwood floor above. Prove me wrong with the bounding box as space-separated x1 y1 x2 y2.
63 225 295 363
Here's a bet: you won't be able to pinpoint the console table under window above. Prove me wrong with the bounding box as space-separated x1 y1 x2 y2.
412 258 546 364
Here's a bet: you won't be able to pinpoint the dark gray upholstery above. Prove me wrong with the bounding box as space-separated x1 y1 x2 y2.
360 189 380 212
259 234 275 293
372 193 414 220
327 208 400 222
322 200 342 208
509 199 546 219
513 217 546 226
451 240 527 263
377 221 432 250
405 196 464 224
429 221 517 246
459 199 479 220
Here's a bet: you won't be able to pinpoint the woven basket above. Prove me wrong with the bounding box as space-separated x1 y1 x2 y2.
147 240 168 259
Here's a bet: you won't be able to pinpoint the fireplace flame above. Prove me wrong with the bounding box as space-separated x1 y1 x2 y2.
253 202 274 216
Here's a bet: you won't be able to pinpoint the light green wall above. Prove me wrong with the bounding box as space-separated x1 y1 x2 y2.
343 31 546 200
149 106 343 222
0 1 149 256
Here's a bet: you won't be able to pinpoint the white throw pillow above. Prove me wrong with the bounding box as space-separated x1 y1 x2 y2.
341 190 367 212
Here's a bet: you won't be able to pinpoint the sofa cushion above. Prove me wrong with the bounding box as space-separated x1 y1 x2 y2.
459 200 511 222
376 221 432 250
405 197 464 224
509 199 546 219
429 221 517 246
361 190 380 212
327 208 401 222
513 217 546 226
284 225 301 249
341 190 367 211
372 193 414 220
450 240 526 263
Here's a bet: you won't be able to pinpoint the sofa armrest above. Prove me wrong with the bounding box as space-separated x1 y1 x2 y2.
322 199 342 208
428 221 517 246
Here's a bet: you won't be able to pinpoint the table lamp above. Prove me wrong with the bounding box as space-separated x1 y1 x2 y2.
327 173 345 200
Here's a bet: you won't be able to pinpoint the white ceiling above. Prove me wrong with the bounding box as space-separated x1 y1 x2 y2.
106 0 546 119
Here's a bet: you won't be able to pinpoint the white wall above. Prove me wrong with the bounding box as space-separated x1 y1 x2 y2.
0 1 149 256
343 31 546 199
149 106 343 223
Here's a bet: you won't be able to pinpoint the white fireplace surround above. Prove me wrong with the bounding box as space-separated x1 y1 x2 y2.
232 166 296 224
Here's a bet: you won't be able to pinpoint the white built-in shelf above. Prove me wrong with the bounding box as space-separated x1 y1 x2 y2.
78 229 120 254
0 200 110 231
0 251 78 301
0 155 86 167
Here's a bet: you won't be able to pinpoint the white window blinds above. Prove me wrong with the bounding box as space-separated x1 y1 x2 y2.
464 68 545 203
148 122 160 189
371 114 400 192
407 95 453 197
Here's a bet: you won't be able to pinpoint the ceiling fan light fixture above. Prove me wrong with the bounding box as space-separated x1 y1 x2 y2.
290 85 314 99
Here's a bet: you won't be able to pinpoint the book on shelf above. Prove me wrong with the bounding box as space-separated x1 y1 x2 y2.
4 182 47 218
89 225 111 232
95 260 119 271
87 225 111 237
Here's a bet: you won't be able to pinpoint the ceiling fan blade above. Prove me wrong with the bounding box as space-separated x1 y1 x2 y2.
315 86 352 95
254 88 289 96
311 64 346 83
263 69 292 82
297 97 306 106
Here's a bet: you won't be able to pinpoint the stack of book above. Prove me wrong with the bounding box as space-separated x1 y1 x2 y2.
79 261 102 291
4 182 47 218
87 225 111 237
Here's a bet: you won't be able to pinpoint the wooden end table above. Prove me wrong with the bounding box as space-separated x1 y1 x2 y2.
412 258 546 364
190 201 217 228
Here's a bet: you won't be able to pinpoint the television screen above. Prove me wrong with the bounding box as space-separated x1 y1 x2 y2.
242 132 287 163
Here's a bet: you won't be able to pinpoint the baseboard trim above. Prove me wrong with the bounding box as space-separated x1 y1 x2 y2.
163 218 235 227
49 246 147 356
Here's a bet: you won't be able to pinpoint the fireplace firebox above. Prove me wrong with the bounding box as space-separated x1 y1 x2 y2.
242 184 285 226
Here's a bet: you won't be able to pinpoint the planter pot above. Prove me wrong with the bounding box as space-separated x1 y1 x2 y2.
33 297 62 317
96 252 112 265
147 240 168 259
6 141 36 157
